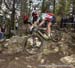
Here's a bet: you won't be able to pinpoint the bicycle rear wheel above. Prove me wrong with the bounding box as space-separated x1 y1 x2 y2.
51 30 62 42
24 35 43 55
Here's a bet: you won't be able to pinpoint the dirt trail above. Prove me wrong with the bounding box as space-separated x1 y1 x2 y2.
0 30 75 68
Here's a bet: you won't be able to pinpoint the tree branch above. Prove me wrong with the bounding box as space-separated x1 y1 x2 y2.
4 0 12 11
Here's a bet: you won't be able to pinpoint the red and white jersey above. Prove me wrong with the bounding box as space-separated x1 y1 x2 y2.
45 13 54 20
41 13 54 20
45 13 54 21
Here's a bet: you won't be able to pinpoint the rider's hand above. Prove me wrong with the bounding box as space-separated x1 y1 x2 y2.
30 25 33 31
33 22 37 27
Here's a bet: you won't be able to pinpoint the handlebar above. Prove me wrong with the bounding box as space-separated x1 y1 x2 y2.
32 26 47 33
38 28 47 30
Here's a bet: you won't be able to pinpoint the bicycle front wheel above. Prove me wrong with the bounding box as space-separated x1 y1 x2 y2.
24 35 43 55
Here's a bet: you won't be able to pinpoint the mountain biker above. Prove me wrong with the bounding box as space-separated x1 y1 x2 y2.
32 11 38 24
30 10 55 37
30 9 39 31
38 11 55 37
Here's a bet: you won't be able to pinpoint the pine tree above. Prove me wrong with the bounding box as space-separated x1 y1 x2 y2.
73 0 75 15
65 0 71 15
55 0 65 16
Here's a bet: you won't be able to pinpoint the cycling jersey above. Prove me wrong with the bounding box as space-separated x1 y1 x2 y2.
32 12 38 23
39 13 54 22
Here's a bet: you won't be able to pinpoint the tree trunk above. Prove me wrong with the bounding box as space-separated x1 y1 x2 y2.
11 0 15 30
41 0 45 13
21 0 28 16
53 0 55 13
73 0 75 15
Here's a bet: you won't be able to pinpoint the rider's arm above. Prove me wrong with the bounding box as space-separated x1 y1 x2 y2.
32 17 40 26
39 19 45 27
35 17 40 24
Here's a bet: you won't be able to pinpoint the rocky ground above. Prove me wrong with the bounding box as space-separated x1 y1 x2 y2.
0 29 75 68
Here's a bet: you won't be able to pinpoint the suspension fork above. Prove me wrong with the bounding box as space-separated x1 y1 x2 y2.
32 32 38 47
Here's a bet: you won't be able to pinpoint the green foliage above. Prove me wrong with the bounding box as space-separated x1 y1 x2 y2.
65 0 71 15
41 0 46 13
55 0 70 16
55 0 65 16
41 0 51 13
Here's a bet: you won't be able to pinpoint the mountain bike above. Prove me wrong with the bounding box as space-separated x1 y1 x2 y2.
24 23 62 55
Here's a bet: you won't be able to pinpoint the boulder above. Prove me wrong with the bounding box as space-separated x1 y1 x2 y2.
2 36 27 54
60 54 75 65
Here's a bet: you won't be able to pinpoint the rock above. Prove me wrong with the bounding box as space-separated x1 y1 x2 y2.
40 59 45 64
54 47 59 52
27 65 32 68
0 59 5 62
61 38 64 41
37 53 43 62
9 36 23 44
60 54 75 64
59 42 72 56
43 49 51 55
5 39 10 42
15 57 19 60
4 43 8 47
2 36 27 54
42 43 59 55
61 32 72 43
71 33 75 39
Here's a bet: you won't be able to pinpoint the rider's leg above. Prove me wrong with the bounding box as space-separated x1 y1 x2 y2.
30 21 37 31
47 22 52 37
39 20 45 27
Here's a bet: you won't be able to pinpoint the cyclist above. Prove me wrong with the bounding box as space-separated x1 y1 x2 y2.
32 11 38 24
30 10 39 31
30 10 55 37
38 11 55 37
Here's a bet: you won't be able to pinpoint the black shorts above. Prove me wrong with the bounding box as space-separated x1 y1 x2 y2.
33 16 38 23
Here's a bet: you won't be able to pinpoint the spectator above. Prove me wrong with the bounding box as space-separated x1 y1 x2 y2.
23 13 29 24
1 23 6 33
73 15 75 29
69 15 73 23
60 16 67 28
63 16 67 27
0 26 4 40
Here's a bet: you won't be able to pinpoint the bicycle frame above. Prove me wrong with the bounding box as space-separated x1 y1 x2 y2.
31 27 50 40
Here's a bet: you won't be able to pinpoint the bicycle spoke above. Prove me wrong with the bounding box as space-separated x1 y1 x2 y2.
25 35 42 55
